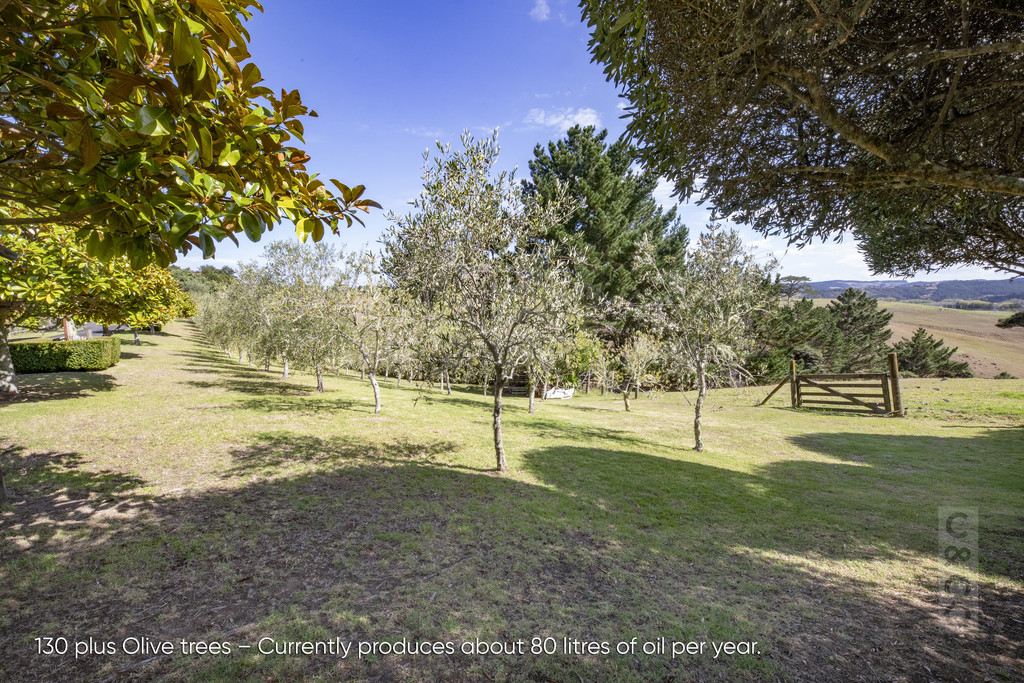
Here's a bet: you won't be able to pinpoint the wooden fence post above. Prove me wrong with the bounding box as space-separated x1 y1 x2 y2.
887 352 903 416
789 359 798 408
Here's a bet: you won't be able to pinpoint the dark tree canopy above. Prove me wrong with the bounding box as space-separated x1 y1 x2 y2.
522 125 687 313
827 288 894 372
582 1 1024 276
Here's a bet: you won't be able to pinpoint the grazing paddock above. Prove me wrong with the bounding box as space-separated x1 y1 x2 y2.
1 321 1021 682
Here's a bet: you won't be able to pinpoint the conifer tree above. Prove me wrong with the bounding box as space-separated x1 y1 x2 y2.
827 289 894 372
893 328 972 378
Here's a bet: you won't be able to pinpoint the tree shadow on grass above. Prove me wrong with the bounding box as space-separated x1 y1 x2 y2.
222 432 468 478
2 430 1020 682
184 378 313 397
1 444 151 561
0 372 118 404
229 395 363 415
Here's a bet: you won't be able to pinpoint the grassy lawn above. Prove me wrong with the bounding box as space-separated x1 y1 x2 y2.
1 321 1022 681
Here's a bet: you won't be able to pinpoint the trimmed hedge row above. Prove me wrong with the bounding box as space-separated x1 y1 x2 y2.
10 336 121 373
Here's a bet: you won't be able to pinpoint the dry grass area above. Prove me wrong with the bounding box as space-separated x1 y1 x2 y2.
884 301 1024 379
812 298 1024 379
1 321 1022 682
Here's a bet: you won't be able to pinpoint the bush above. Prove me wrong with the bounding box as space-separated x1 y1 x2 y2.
994 371 1017 380
10 337 121 373
892 328 973 378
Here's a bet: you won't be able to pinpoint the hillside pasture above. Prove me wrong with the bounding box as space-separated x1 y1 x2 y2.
813 299 1024 379
0 322 1022 682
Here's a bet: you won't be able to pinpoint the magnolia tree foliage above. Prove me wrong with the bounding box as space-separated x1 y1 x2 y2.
582 1 1024 276
0 224 193 393
384 133 582 473
640 227 775 452
0 0 378 269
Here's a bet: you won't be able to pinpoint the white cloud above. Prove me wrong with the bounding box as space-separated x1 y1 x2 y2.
529 0 550 21
652 177 678 208
523 107 601 132
401 126 444 138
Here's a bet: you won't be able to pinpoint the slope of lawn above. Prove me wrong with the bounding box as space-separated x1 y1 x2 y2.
1 321 1022 682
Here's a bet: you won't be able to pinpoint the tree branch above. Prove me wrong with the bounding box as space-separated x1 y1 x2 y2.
0 203 112 226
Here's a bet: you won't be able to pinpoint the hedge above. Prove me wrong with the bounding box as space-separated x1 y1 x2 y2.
10 336 121 373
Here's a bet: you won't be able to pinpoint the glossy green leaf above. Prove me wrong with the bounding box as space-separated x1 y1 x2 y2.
134 105 175 136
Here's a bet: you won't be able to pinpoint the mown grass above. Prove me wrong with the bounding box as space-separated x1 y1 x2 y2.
1 322 1022 682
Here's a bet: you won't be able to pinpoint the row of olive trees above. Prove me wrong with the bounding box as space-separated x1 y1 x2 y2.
197 133 775 468
196 243 414 414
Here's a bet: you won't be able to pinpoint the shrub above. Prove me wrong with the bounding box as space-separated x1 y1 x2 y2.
997 310 1024 329
994 371 1017 380
10 337 121 373
892 328 973 378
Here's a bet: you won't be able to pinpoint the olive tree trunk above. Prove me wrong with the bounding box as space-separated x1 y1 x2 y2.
282 356 289 380
693 359 707 452
133 328 141 345
528 380 536 415
623 380 631 411
315 367 324 392
492 363 507 472
369 372 381 414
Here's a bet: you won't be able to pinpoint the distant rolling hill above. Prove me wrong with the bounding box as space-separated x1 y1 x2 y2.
813 299 1024 379
808 278 1024 305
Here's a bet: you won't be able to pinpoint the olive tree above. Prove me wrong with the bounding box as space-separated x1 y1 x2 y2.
333 251 399 414
619 332 661 412
384 133 581 473
641 227 775 451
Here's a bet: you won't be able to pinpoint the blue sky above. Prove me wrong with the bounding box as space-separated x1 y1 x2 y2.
180 0 1006 283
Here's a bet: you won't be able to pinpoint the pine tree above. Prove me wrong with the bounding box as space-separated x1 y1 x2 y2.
893 328 973 378
826 289 894 372
523 126 687 311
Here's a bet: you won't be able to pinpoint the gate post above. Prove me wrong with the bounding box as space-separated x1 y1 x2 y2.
789 359 798 408
887 352 904 416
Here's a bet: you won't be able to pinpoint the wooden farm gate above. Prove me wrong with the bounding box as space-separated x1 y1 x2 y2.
759 352 904 416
